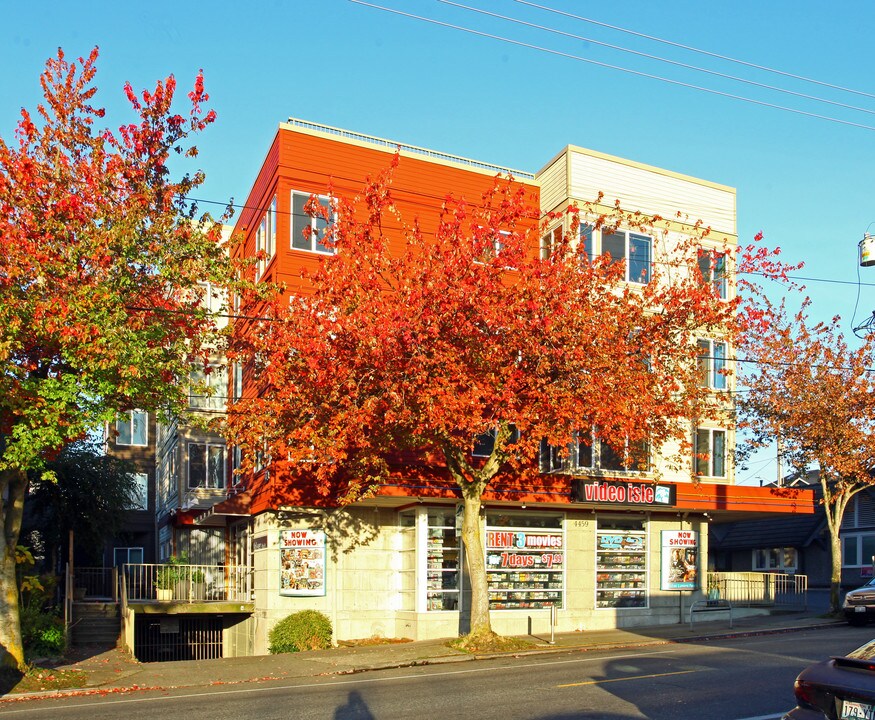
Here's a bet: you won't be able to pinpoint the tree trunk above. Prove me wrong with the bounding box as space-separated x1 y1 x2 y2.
829 526 843 614
460 491 492 637
0 467 27 670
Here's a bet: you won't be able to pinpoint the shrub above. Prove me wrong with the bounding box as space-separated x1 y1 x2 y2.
21 606 65 658
268 610 332 653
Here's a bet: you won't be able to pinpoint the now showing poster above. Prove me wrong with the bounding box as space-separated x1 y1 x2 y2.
279 529 326 597
661 530 699 591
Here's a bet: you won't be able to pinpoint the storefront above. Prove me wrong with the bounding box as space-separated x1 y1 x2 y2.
243 479 813 650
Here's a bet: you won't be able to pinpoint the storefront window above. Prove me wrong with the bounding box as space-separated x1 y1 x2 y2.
398 511 416 611
427 509 460 611
485 513 564 610
596 518 647 609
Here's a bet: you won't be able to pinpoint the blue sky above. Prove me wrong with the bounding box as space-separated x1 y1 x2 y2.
3 0 874 484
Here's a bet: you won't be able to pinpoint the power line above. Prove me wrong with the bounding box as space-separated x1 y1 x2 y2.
515 0 875 103
440 1 875 119
348 1 875 132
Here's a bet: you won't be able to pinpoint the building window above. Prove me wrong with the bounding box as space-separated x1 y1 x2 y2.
113 547 144 567
486 513 564 610
473 425 519 457
197 281 225 318
541 225 562 260
698 249 727 299
189 364 227 411
255 196 277 279
752 547 797 572
580 222 595 259
540 433 649 473
843 534 875 568
427 508 461 611
231 446 243 486
291 191 333 254
596 517 647 608
695 428 726 478
188 443 226 489
231 362 243 403
115 410 148 446
697 339 728 390
598 229 652 284
398 512 416 612
128 472 148 510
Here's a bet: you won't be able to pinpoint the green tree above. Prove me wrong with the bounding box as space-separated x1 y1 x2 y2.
22 441 139 569
0 48 234 669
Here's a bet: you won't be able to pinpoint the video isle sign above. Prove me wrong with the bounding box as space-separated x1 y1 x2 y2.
571 479 676 507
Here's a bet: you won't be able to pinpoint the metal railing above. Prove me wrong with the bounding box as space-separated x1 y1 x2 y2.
72 566 118 600
706 571 808 610
123 563 251 603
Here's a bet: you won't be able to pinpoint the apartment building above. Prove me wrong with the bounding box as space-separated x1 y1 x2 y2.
113 119 814 658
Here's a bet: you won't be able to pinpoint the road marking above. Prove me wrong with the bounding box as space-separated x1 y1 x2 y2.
0 649 685 715
557 668 699 688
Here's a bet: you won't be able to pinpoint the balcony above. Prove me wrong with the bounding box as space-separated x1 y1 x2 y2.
121 563 253 612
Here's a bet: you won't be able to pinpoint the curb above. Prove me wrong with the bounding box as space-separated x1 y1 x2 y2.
0 619 844 702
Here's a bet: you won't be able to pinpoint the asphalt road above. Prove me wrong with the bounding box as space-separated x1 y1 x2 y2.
1 625 870 720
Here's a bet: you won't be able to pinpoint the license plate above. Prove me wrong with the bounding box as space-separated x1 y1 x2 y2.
842 700 875 719
857 606 868 613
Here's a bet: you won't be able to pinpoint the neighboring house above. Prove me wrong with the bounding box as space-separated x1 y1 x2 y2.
111 119 816 659
709 471 875 592
102 408 157 569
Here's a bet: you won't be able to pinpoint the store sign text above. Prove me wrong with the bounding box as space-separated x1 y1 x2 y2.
487 531 563 550
571 479 676 507
490 552 564 569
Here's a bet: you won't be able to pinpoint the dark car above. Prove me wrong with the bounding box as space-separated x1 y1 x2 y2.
844 579 875 626
784 638 875 719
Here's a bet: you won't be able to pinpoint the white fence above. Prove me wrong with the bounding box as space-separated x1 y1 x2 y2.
707 572 808 609
122 563 251 603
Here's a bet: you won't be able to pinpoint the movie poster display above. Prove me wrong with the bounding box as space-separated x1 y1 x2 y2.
595 529 647 608
661 530 699 591
279 529 326 597
485 516 565 610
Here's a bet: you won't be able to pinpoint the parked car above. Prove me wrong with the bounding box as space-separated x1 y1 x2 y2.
784 637 875 719
843 579 875 626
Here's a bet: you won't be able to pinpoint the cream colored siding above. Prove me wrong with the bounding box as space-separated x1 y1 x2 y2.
567 149 736 235
538 153 569 216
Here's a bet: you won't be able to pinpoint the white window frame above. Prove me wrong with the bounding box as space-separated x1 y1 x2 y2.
188 442 226 489
291 190 334 254
697 338 728 390
843 533 875 568
540 432 649 474
698 248 728 299
472 425 519 458
581 224 651 284
189 363 227 411
541 225 562 260
255 196 277 279
115 410 148 446
694 427 727 478
113 547 144 567
752 547 798 572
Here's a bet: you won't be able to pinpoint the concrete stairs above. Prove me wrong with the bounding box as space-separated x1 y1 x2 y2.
71 602 121 645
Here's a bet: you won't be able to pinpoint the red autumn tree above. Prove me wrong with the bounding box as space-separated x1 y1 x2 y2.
0 49 234 669
739 298 875 613
227 160 764 644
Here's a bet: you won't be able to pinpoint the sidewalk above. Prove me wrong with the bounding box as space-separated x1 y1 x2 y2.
8 609 844 700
